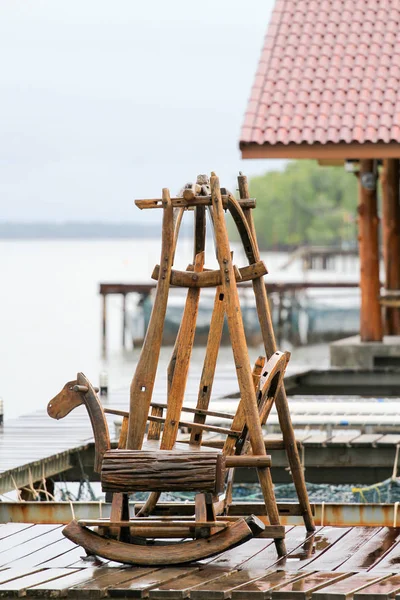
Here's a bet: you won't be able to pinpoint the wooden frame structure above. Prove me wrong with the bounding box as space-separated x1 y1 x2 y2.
48 172 314 566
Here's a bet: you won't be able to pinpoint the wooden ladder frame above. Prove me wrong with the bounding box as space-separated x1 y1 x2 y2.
48 172 315 566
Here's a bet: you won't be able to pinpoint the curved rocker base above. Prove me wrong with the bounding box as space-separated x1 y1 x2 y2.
63 516 264 566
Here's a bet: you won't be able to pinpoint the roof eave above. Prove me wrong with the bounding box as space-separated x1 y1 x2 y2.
240 142 400 161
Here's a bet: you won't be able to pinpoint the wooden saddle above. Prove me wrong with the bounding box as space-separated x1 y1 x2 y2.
48 172 315 566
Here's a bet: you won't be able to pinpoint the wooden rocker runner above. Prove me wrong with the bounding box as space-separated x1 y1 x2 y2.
48 172 315 566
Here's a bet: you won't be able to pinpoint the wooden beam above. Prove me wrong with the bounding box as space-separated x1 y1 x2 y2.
241 141 400 160
357 160 383 342
381 159 400 335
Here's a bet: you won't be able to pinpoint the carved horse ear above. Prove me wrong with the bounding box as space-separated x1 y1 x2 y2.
47 380 81 420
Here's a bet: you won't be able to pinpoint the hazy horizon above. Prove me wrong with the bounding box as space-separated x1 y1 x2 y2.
1 0 286 225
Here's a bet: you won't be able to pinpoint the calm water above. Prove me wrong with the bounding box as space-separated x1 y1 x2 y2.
0 238 356 421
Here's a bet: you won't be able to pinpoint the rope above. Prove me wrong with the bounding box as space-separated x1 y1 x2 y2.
28 468 40 500
10 475 22 502
394 502 399 528
392 445 400 480
69 499 76 520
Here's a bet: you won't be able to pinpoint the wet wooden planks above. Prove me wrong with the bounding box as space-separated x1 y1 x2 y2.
2 524 400 597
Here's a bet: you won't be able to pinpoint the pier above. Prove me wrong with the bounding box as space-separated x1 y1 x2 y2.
2 520 400 597
3 366 400 496
99 281 360 357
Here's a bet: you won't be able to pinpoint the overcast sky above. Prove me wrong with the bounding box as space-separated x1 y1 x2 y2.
0 0 283 223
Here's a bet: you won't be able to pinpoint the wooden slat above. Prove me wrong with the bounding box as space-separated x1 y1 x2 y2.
305 527 381 572
79 520 227 529
328 433 362 446
231 571 310 599
0 523 34 540
27 567 117 596
369 538 400 572
160 250 204 450
0 568 80 596
278 527 351 572
190 568 269 599
208 537 276 570
67 556 111 569
107 567 198 598
0 524 62 556
354 574 400 600
67 567 161 598
352 435 384 446
311 574 390 600
0 526 64 568
242 526 322 571
0 569 43 585
272 572 351 599
38 545 90 569
376 434 400 445
10 537 78 569
148 567 237 599
340 527 400 571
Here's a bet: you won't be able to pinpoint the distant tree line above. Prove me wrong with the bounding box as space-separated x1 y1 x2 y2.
243 161 358 251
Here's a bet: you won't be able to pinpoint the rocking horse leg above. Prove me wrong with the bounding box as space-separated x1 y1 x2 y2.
237 173 315 534
109 493 130 542
211 174 286 557
108 417 131 539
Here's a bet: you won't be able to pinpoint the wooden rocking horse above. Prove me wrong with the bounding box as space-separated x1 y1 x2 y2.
48 172 315 566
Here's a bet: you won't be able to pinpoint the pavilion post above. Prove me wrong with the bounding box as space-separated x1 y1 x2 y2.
381 159 400 335
357 159 383 342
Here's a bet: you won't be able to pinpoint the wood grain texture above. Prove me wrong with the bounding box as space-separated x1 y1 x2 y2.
127 189 174 450
190 285 225 445
160 251 204 449
62 517 259 565
151 260 267 288
47 380 82 420
357 160 383 342
135 196 256 210
210 173 285 556
381 158 400 335
101 450 225 494
48 375 110 472
237 172 315 534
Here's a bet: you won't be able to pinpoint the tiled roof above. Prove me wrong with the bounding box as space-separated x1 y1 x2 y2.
240 0 400 156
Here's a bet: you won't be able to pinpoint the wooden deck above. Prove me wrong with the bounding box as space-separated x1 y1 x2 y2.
3 373 400 493
1 524 400 598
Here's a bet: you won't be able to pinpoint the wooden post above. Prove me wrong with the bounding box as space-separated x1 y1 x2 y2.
237 173 315 533
102 293 107 358
381 159 400 335
127 190 175 450
357 160 383 342
210 174 286 557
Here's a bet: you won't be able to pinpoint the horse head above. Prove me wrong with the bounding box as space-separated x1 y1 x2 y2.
48 373 110 472
47 380 83 420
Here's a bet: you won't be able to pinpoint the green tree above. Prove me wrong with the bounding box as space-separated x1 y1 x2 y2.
246 161 358 250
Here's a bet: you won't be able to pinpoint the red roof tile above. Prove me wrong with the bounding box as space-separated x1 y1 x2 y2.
240 0 400 152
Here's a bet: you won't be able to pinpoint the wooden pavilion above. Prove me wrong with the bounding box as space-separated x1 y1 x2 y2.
240 0 400 345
